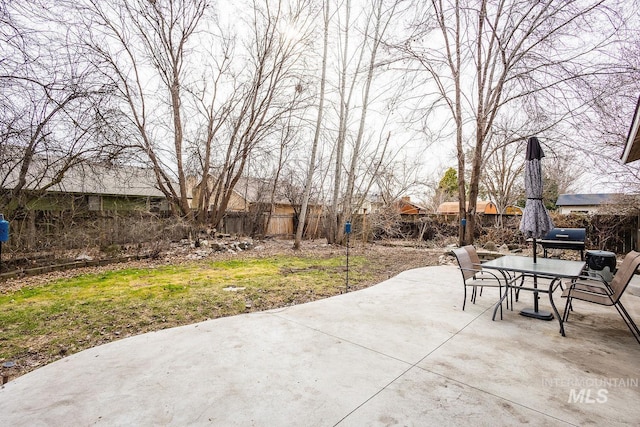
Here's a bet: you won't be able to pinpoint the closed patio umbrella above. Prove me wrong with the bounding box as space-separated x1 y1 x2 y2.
520 136 554 259
519 136 555 319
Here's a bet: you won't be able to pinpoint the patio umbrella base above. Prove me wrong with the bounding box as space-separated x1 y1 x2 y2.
520 308 554 321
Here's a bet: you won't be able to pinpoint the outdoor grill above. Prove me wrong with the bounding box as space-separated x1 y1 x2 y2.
538 227 586 260
585 250 617 282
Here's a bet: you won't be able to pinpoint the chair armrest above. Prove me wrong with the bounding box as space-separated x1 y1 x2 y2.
471 262 518 281
571 275 607 285
459 267 507 285
568 275 613 296
588 271 611 283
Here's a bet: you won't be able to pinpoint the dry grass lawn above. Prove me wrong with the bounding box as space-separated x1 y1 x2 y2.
0 240 445 381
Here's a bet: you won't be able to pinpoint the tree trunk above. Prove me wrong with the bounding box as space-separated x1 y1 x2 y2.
295 1 329 250
329 0 352 245
344 0 390 230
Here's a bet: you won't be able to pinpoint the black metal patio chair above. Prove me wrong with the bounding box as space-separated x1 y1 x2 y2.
452 246 509 318
562 250 640 344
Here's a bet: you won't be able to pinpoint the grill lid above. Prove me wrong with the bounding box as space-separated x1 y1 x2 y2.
542 228 586 242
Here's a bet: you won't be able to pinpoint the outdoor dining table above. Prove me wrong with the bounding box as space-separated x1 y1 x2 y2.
481 255 586 336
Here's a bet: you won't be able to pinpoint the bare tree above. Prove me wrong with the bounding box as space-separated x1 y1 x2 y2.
326 0 354 244
205 0 315 230
342 0 402 227
480 137 525 224
59 0 316 229
541 155 582 207
325 0 409 244
294 0 329 250
1 1 121 218
564 36 640 191
188 34 235 223
403 0 632 244
62 0 209 217
263 86 305 235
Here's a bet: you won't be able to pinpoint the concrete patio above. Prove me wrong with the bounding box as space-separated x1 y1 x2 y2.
1 264 639 426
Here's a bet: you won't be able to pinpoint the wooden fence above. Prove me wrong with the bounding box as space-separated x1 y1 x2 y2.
220 211 325 239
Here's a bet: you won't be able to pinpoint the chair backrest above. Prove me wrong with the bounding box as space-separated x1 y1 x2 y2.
452 246 481 281
464 245 482 266
608 250 640 303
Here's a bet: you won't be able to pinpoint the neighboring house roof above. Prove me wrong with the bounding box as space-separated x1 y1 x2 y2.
397 197 427 215
233 177 323 207
437 201 498 215
232 177 292 205
622 95 640 163
435 201 521 215
555 193 622 207
60 165 166 197
505 205 523 215
2 158 169 198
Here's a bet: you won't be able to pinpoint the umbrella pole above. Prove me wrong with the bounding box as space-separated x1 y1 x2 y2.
520 279 553 320
533 238 538 312
533 275 540 312
533 237 540 313
520 237 554 320
533 238 537 263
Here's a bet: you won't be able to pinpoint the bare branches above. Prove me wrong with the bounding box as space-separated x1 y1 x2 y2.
399 0 634 243
3 0 638 247
1 1 123 215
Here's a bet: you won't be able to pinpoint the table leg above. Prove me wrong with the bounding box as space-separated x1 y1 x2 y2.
491 270 511 321
547 278 565 336
492 289 508 321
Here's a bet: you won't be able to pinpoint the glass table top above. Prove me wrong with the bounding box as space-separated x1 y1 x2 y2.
482 255 585 278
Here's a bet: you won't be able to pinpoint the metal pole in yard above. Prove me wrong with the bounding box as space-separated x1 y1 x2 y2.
0 213 9 273
345 221 351 293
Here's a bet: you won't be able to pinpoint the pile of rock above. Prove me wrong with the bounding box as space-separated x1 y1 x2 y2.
172 238 256 260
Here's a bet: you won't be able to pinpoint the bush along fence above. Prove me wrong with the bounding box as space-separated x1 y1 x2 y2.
1 208 638 262
373 212 639 255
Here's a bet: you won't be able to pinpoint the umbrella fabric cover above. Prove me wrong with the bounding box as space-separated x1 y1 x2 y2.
519 137 554 239
519 136 555 318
